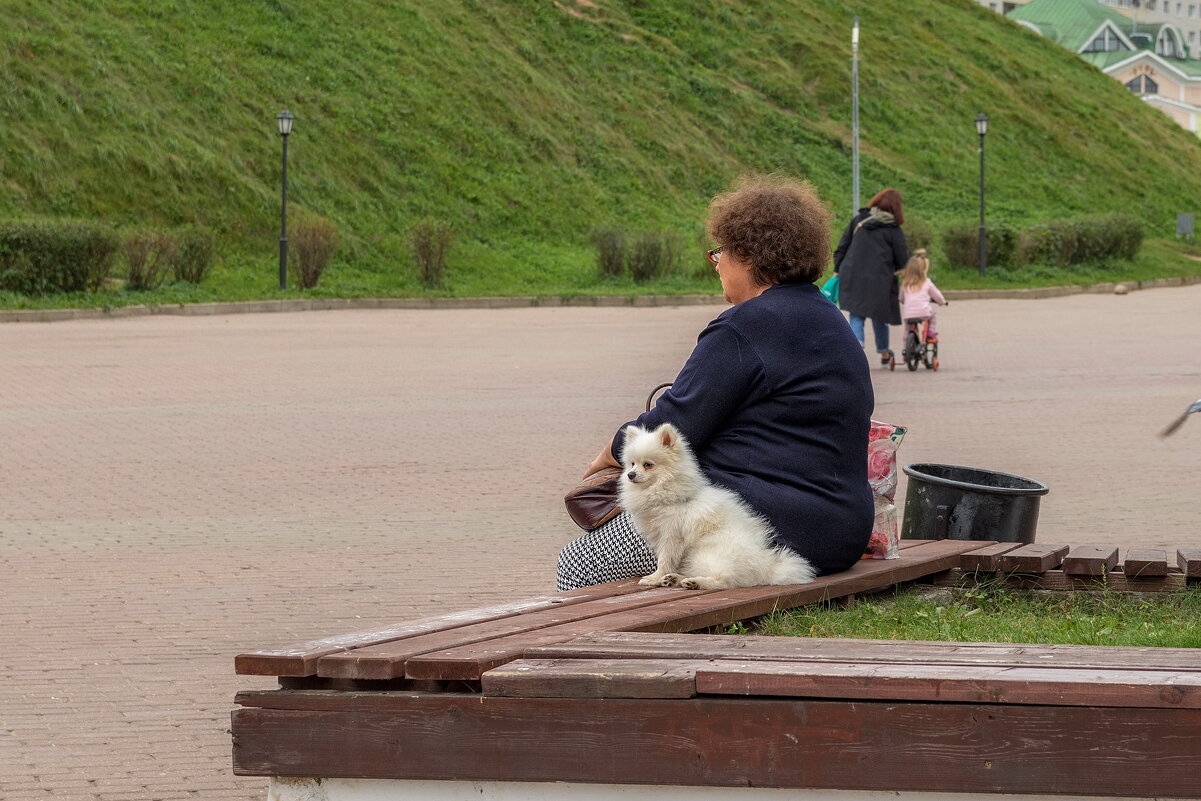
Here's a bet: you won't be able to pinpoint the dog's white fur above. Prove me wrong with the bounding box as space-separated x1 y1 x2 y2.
619 423 816 590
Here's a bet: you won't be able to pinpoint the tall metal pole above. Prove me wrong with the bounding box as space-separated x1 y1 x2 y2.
851 16 860 214
279 132 289 290
977 128 986 278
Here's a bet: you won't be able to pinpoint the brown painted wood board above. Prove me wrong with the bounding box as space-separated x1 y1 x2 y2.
1179 549 1201 577
996 543 1070 574
231 694 1201 797
316 585 705 680
933 568 1188 593
481 656 1201 707
238 540 953 678
481 658 699 699
695 659 1201 708
402 539 993 680
526 631 1201 671
234 580 646 676
897 538 935 550
959 542 1022 572
1122 549 1169 578
1063 545 1120 576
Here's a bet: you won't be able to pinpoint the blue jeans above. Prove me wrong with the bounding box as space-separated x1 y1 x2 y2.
849 315 890 353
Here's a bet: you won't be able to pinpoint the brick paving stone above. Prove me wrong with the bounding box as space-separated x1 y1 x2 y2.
2 289 1200 799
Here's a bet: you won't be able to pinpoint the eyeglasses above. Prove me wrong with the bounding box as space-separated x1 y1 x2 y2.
706 247 723 265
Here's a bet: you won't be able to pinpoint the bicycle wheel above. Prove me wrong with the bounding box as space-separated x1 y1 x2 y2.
905 331 921 371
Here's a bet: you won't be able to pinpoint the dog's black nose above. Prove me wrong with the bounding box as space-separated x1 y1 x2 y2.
627 470 637 481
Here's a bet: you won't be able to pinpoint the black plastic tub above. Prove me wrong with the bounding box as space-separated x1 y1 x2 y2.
900 463 1050 544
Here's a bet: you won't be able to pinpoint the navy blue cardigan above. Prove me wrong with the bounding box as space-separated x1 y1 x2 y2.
611 282 875 575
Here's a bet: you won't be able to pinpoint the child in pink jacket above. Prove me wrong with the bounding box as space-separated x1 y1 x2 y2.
899 249 947 340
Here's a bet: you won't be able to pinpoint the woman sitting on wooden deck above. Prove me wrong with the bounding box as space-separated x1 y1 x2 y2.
558 175 875 590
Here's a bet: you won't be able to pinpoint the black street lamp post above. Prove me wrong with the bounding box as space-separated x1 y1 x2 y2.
277 109 294 290
976 111 989 278
851 16 860 214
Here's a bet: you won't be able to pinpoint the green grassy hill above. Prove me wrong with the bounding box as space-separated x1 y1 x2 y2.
3 0 1201 302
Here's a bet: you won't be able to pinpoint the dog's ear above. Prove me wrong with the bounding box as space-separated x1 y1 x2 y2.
656 423 678 450
620 425 640 458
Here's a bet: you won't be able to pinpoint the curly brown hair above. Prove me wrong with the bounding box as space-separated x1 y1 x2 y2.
706 175 833 285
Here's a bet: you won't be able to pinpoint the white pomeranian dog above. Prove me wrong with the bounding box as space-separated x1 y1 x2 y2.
619 423 816 590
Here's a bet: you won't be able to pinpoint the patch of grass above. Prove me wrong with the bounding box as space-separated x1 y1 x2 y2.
3 0 1201 307
755 584 1201 648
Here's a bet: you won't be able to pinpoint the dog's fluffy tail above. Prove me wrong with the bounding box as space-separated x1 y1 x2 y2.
769 549 817 585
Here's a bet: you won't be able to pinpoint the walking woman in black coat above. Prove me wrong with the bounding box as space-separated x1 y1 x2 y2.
833 188 909 365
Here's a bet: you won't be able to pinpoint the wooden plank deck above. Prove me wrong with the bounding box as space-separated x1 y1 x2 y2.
232 537 1201 799
1124 548 1169 577
695 660 1201 707
933 567 1190 592
315 585 685 680
235 539 991 682
481 655 1201 709
939 543 1201 592
404 538 984 681
234 581 650 676
1063 545 1120 576
523 631 1201 670
958 541 1022 571
995 543 1069 573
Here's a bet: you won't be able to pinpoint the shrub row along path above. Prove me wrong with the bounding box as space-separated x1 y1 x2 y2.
2 284 1199 801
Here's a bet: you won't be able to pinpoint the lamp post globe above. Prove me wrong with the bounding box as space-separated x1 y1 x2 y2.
277 110 294 290
976 112 989 278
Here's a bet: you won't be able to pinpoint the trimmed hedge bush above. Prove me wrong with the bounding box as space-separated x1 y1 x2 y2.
589 228 687 282
941 222 1017 271
171 227 215 284
903 216 936 254
627 230 683 283
1014 215 1143 267
288 217 337 290
123 230 177 291
411 218 452 288
941 215 1142 271
0 220 120 294
589 227 625 279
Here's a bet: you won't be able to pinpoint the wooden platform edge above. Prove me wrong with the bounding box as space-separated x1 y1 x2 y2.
230 693 1201 798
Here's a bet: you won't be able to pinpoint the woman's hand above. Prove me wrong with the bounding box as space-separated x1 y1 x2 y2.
583 444 620 479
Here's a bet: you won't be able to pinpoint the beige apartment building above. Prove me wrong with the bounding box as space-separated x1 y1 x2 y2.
981 0 1201 134
975 1 1032 12
1102 0 1201 56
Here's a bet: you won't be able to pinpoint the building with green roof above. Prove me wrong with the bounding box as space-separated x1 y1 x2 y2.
1008 0 1201 133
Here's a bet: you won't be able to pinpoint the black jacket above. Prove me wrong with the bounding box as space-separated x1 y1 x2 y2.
611 282 875 576
833 208 908 324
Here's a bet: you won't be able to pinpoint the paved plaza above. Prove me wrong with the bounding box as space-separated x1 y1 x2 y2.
2 284 1200 800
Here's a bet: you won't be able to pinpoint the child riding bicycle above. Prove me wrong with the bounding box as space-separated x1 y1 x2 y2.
899 249 946 340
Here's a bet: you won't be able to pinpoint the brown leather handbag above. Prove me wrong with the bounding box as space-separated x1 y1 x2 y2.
563 383 672 531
